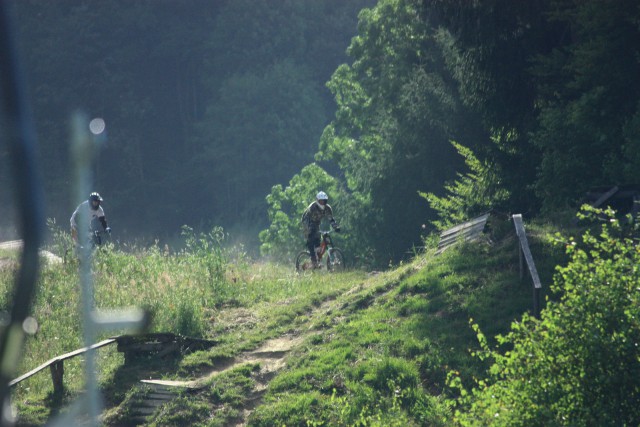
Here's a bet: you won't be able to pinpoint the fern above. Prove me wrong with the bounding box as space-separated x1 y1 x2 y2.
420 141 509 230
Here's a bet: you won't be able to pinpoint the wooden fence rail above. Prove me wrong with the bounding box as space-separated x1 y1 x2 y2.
9 338 116 395
436 212 491 254
9 333 218 395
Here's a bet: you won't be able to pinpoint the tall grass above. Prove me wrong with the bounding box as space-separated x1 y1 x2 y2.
2 221 364 424
1 224 242 421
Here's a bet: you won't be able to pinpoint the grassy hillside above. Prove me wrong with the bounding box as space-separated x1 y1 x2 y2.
2 219 566 425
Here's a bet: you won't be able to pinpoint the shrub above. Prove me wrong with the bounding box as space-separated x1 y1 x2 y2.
453 207 640 426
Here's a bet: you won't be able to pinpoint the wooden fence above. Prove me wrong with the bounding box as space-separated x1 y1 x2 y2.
437 212 543 317
436 212 491 254
9 333 217 395
9 339 116 395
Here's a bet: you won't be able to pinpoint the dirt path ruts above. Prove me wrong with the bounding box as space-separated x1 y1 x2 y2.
141 335 306 391
125 270 400 426
134 294 350 426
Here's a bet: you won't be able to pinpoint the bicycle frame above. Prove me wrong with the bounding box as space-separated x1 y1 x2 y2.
296 229 344 272
315 232 331 261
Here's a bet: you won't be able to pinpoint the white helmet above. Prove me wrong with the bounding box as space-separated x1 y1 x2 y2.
316 191 328 210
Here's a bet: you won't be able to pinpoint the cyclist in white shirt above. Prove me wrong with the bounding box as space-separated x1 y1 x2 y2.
70 192 111 244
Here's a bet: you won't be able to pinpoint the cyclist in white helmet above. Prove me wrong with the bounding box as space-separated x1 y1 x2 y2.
301 191 340 267
70 192 111 244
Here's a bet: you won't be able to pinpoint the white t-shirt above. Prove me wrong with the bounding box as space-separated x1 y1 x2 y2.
70 200 105 230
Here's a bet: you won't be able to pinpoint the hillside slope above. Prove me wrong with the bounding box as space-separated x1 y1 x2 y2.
2 219 563 426
94 223 562 426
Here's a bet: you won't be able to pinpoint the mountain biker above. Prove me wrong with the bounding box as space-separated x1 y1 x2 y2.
301 191 340 267
70 192 111 245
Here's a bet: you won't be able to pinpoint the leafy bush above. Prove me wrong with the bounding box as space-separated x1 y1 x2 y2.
452 207 640 426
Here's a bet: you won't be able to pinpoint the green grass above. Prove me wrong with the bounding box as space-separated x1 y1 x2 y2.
1 221 567 426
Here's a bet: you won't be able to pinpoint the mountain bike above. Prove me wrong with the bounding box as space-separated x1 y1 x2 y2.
86 217 111 249
71 218 110 257
295 229 346 272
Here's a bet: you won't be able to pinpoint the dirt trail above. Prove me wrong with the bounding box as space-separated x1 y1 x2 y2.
117 269 401 425
129 335 306 425
130 294 350 426
141 335 305 390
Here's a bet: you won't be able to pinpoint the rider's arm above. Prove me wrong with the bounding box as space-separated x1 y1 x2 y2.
70 205 80 230
70 204 80 242
325 206 340 230
325 205 336 224
99 216 108 230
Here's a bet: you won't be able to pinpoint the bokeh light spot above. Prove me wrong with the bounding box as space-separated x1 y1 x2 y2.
89 118 106 135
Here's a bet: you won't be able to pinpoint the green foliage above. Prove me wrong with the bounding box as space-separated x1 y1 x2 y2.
180 225 228 304
420 141 509 230
8 210 573 426
429 2 549 214
193 59 327 223
147 395 212 427
453 207 640 426
46 218 75 262
251 229 563 426
530 0 640 211
6 219 372 425
11 0 640 268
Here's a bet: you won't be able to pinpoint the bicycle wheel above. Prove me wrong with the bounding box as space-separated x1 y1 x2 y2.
326 248 345 272
295 251 313 272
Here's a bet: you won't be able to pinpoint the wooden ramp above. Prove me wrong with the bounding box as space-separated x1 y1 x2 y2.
436 213 491 254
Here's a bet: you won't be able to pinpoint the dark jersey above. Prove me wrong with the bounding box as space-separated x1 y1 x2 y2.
301 201 336 231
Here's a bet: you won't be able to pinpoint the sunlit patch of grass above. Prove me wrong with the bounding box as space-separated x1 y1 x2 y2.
247 224 565 426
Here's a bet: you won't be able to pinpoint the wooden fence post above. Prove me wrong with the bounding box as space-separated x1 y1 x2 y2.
519 244 524 281
512 214 542 318
50 361 64 395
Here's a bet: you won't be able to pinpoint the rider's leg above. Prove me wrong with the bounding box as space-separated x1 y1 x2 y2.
307 232 320 266
307 238 317 264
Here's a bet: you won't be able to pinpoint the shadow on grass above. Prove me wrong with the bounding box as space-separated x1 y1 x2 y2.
395 240 560 394
100 352 183 409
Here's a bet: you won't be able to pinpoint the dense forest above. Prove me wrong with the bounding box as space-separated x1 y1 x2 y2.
1 0 375 246
2 0 640 266
260 0 640 265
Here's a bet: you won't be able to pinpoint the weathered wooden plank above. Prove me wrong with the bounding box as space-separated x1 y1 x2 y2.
9 338 116 386
439 213 490 238
439 223 486 245
121 343 166 353
140 398 170 408
116 333 218 355
116 333 176 346
591 185 619 208
512 214 541 289
49 361 64 395
56 338 117 361
10 333 217 388
437 213 491 254
135 407 158 416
